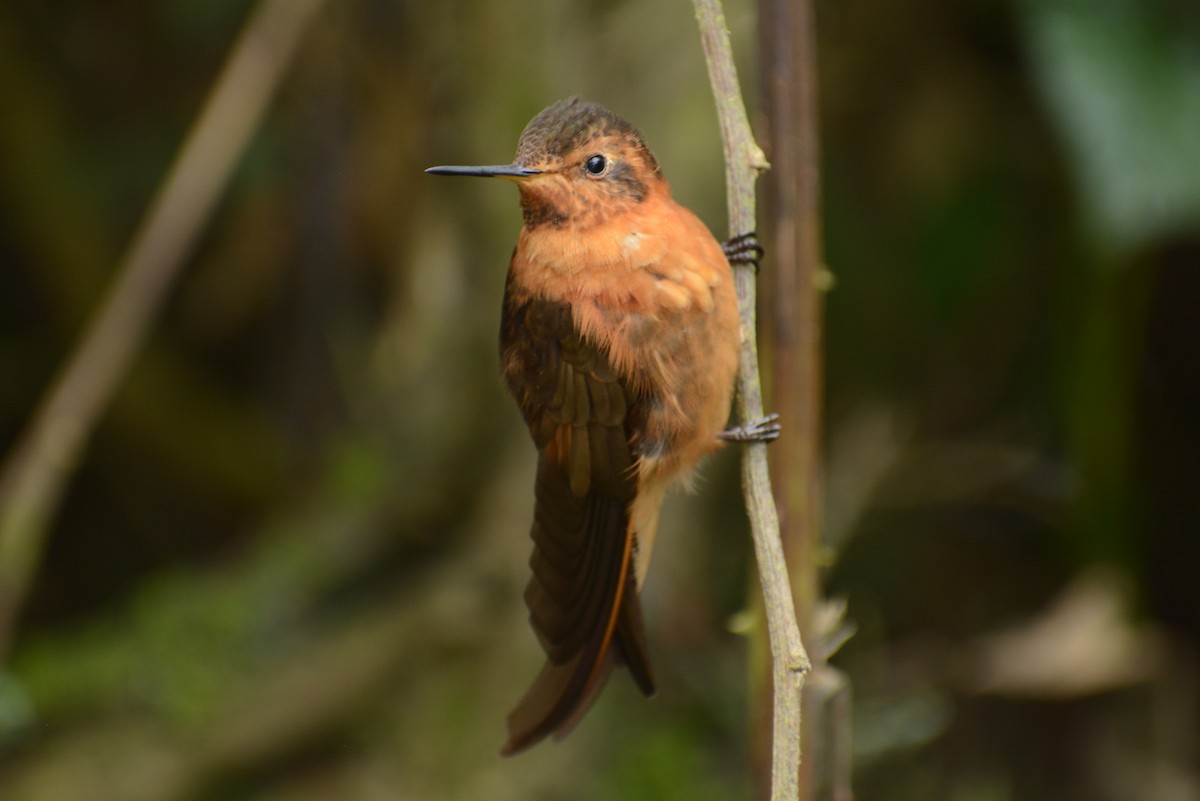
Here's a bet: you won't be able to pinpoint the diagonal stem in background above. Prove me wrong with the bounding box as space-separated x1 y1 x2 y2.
691 2 812 800
0 0 327 660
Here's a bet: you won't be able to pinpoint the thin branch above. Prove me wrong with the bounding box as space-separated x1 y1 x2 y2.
758 0 823 640
758 0 838 797
0 0 327 659
691 3 811 801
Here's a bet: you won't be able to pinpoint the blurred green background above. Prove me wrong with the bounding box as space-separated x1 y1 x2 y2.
2 0 1199 799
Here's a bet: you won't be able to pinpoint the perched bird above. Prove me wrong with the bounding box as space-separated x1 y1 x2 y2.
427 97 775 755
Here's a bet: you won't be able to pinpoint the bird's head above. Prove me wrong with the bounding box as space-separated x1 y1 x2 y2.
427 97 666 229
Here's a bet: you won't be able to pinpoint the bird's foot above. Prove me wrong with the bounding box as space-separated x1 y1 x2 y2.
722 232 765 272
719 413 781 443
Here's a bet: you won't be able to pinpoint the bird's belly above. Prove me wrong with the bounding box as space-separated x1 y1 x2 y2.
630 305 739 484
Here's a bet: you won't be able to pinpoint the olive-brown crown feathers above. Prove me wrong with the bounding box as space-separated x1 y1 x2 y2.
514 97 662 178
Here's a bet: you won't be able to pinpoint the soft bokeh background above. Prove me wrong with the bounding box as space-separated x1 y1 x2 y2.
2 0 1199 799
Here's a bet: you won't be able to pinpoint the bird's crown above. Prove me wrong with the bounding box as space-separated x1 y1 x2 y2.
514 97 661 178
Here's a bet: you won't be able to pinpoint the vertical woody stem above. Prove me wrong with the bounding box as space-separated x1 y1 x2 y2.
692 2 811 801
758 0 833 795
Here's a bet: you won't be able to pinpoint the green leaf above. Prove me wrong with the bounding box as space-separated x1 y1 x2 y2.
1023 0 1200 259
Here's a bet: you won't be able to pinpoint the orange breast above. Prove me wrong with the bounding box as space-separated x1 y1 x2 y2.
511 189 741 484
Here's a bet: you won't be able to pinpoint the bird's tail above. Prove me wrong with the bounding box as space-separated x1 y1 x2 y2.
501 457 657 756
501 569 654 755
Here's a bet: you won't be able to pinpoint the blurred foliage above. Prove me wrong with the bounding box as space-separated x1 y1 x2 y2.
1023 0 1200 259
1 0 1199 799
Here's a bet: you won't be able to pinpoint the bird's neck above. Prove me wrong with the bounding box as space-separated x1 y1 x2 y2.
517 178 668 233
513 200 661 300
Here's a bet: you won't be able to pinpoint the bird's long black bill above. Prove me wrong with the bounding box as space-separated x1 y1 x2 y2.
425 164 541 178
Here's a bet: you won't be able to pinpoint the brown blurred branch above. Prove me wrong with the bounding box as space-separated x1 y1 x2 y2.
0 0 327 660
692 2 811 801
757 0 846 797
758 0 823 642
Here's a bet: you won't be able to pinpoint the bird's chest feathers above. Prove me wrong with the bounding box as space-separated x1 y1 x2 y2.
512 218 726 379
515 213 722 310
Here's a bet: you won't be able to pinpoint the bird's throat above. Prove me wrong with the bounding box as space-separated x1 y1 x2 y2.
520 192 569 229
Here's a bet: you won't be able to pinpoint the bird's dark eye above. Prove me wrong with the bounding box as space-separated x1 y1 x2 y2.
584 154 608 176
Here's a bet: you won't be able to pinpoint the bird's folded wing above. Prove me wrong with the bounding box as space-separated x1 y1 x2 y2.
499 293 656 755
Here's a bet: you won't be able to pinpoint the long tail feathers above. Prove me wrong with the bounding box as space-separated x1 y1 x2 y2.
501 456 657 755
502 579 654 755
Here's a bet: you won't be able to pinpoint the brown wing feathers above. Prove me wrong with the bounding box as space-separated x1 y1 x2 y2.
499 293 656 755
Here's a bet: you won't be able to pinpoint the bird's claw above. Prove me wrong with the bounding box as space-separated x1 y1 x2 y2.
722 232 765 272
719 413 781 443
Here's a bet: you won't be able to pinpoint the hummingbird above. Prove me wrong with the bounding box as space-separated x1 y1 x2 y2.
427 97 777 755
